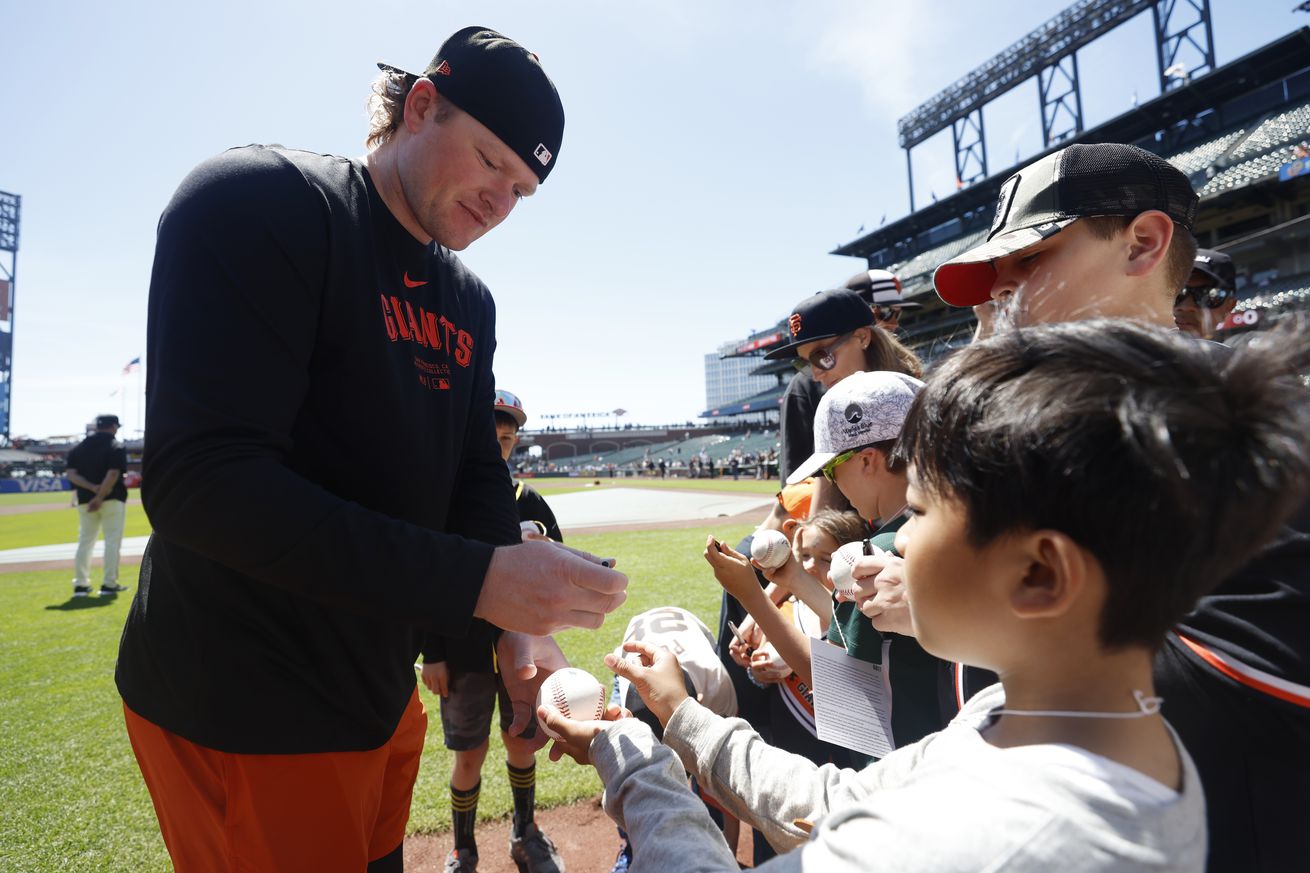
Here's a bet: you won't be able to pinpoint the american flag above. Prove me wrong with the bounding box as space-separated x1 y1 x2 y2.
123 356 141 375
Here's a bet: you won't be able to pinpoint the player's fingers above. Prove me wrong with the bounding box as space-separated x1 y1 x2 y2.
506 700 533 737
551 541 619 570
559 605 617 632
568 559 629 598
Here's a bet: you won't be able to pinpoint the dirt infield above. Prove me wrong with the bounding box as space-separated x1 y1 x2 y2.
404 795 755 870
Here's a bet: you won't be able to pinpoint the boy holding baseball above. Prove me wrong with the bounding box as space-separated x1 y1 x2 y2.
538 318 1310 872
420 389 564 873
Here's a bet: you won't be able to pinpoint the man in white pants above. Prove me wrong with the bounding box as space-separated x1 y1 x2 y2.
65 414 130 597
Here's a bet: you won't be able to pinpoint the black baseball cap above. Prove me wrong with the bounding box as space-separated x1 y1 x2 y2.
763 289 876 361
934 143 1199 307
1191 249 1236 290
378 27 565 184
95 415 120 428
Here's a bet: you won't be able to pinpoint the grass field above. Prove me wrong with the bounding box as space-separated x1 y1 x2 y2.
0 502 152 552
0 522 756 872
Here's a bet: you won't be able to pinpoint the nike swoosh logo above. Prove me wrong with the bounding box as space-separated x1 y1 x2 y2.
403 273 427 288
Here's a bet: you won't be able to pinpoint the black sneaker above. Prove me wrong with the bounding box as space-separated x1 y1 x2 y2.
99 583 129 596
510 822 564 873
444 848 479 873
72 585 92 598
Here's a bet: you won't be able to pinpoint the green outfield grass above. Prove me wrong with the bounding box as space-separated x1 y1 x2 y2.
0 501 151 552
0 522 755 872
0 490 90 507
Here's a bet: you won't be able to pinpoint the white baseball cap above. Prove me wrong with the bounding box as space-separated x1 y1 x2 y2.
786 370 924 485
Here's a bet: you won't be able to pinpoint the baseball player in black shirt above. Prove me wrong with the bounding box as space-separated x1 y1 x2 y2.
117 28 626 873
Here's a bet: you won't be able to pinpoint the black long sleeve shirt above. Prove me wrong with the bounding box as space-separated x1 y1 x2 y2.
116 146 520 753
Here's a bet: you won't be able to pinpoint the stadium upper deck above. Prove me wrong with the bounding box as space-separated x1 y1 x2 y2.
705 28 1310 422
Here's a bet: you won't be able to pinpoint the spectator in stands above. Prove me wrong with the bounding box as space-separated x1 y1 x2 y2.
1173 249 1237 340
420 389 564 873
64 413 130 597
765 289 921 517
933 141 1310 873
844 268 923 336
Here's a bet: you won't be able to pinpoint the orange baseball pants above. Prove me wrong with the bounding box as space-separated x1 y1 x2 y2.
124 688 426 872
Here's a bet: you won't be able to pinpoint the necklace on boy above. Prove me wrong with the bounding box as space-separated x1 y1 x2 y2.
992 689 1163 720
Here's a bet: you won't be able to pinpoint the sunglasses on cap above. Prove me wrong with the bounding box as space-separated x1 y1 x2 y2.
821 443 879 483
792 333 856 373
1174 284 1234 310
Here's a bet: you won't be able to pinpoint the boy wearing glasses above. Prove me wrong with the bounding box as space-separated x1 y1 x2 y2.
707 371 955 771
933 142 1310 872
1172 249 1237 339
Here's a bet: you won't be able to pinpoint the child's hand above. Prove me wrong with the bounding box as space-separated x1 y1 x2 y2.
839 553 914 636
727 617 763 669
420 661 450 697
703 536 760 600
538 703 631 766
750 643 792 682
605 640 691 727
760 550 808 594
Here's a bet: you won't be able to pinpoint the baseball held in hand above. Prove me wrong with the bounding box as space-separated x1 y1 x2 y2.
750 529 791 569
535 667 607 740
828 541 882 595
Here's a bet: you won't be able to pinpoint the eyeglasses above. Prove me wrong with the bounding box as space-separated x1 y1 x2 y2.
1174 284 1234 309
874 305 903 320
820 443 877 483
792 333 855 373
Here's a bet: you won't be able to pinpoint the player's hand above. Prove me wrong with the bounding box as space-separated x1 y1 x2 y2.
476 540 627 635
87 497 103 512
606 640 690 728
538 703 630 766
420 661 450 698
703 537 759 600
497 632 570 749
838 553 914 636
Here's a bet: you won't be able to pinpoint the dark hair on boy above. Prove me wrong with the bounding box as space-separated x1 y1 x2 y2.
898 319 1310 649
493 410 521 432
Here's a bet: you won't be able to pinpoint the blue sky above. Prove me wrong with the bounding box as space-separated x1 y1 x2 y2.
0 0 1299 438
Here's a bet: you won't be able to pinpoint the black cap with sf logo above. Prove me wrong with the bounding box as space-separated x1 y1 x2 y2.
763 289 875 361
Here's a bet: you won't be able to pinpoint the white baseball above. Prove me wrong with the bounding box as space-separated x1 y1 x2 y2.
535 667 607 740
828 541 883 595
750 529 791 569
